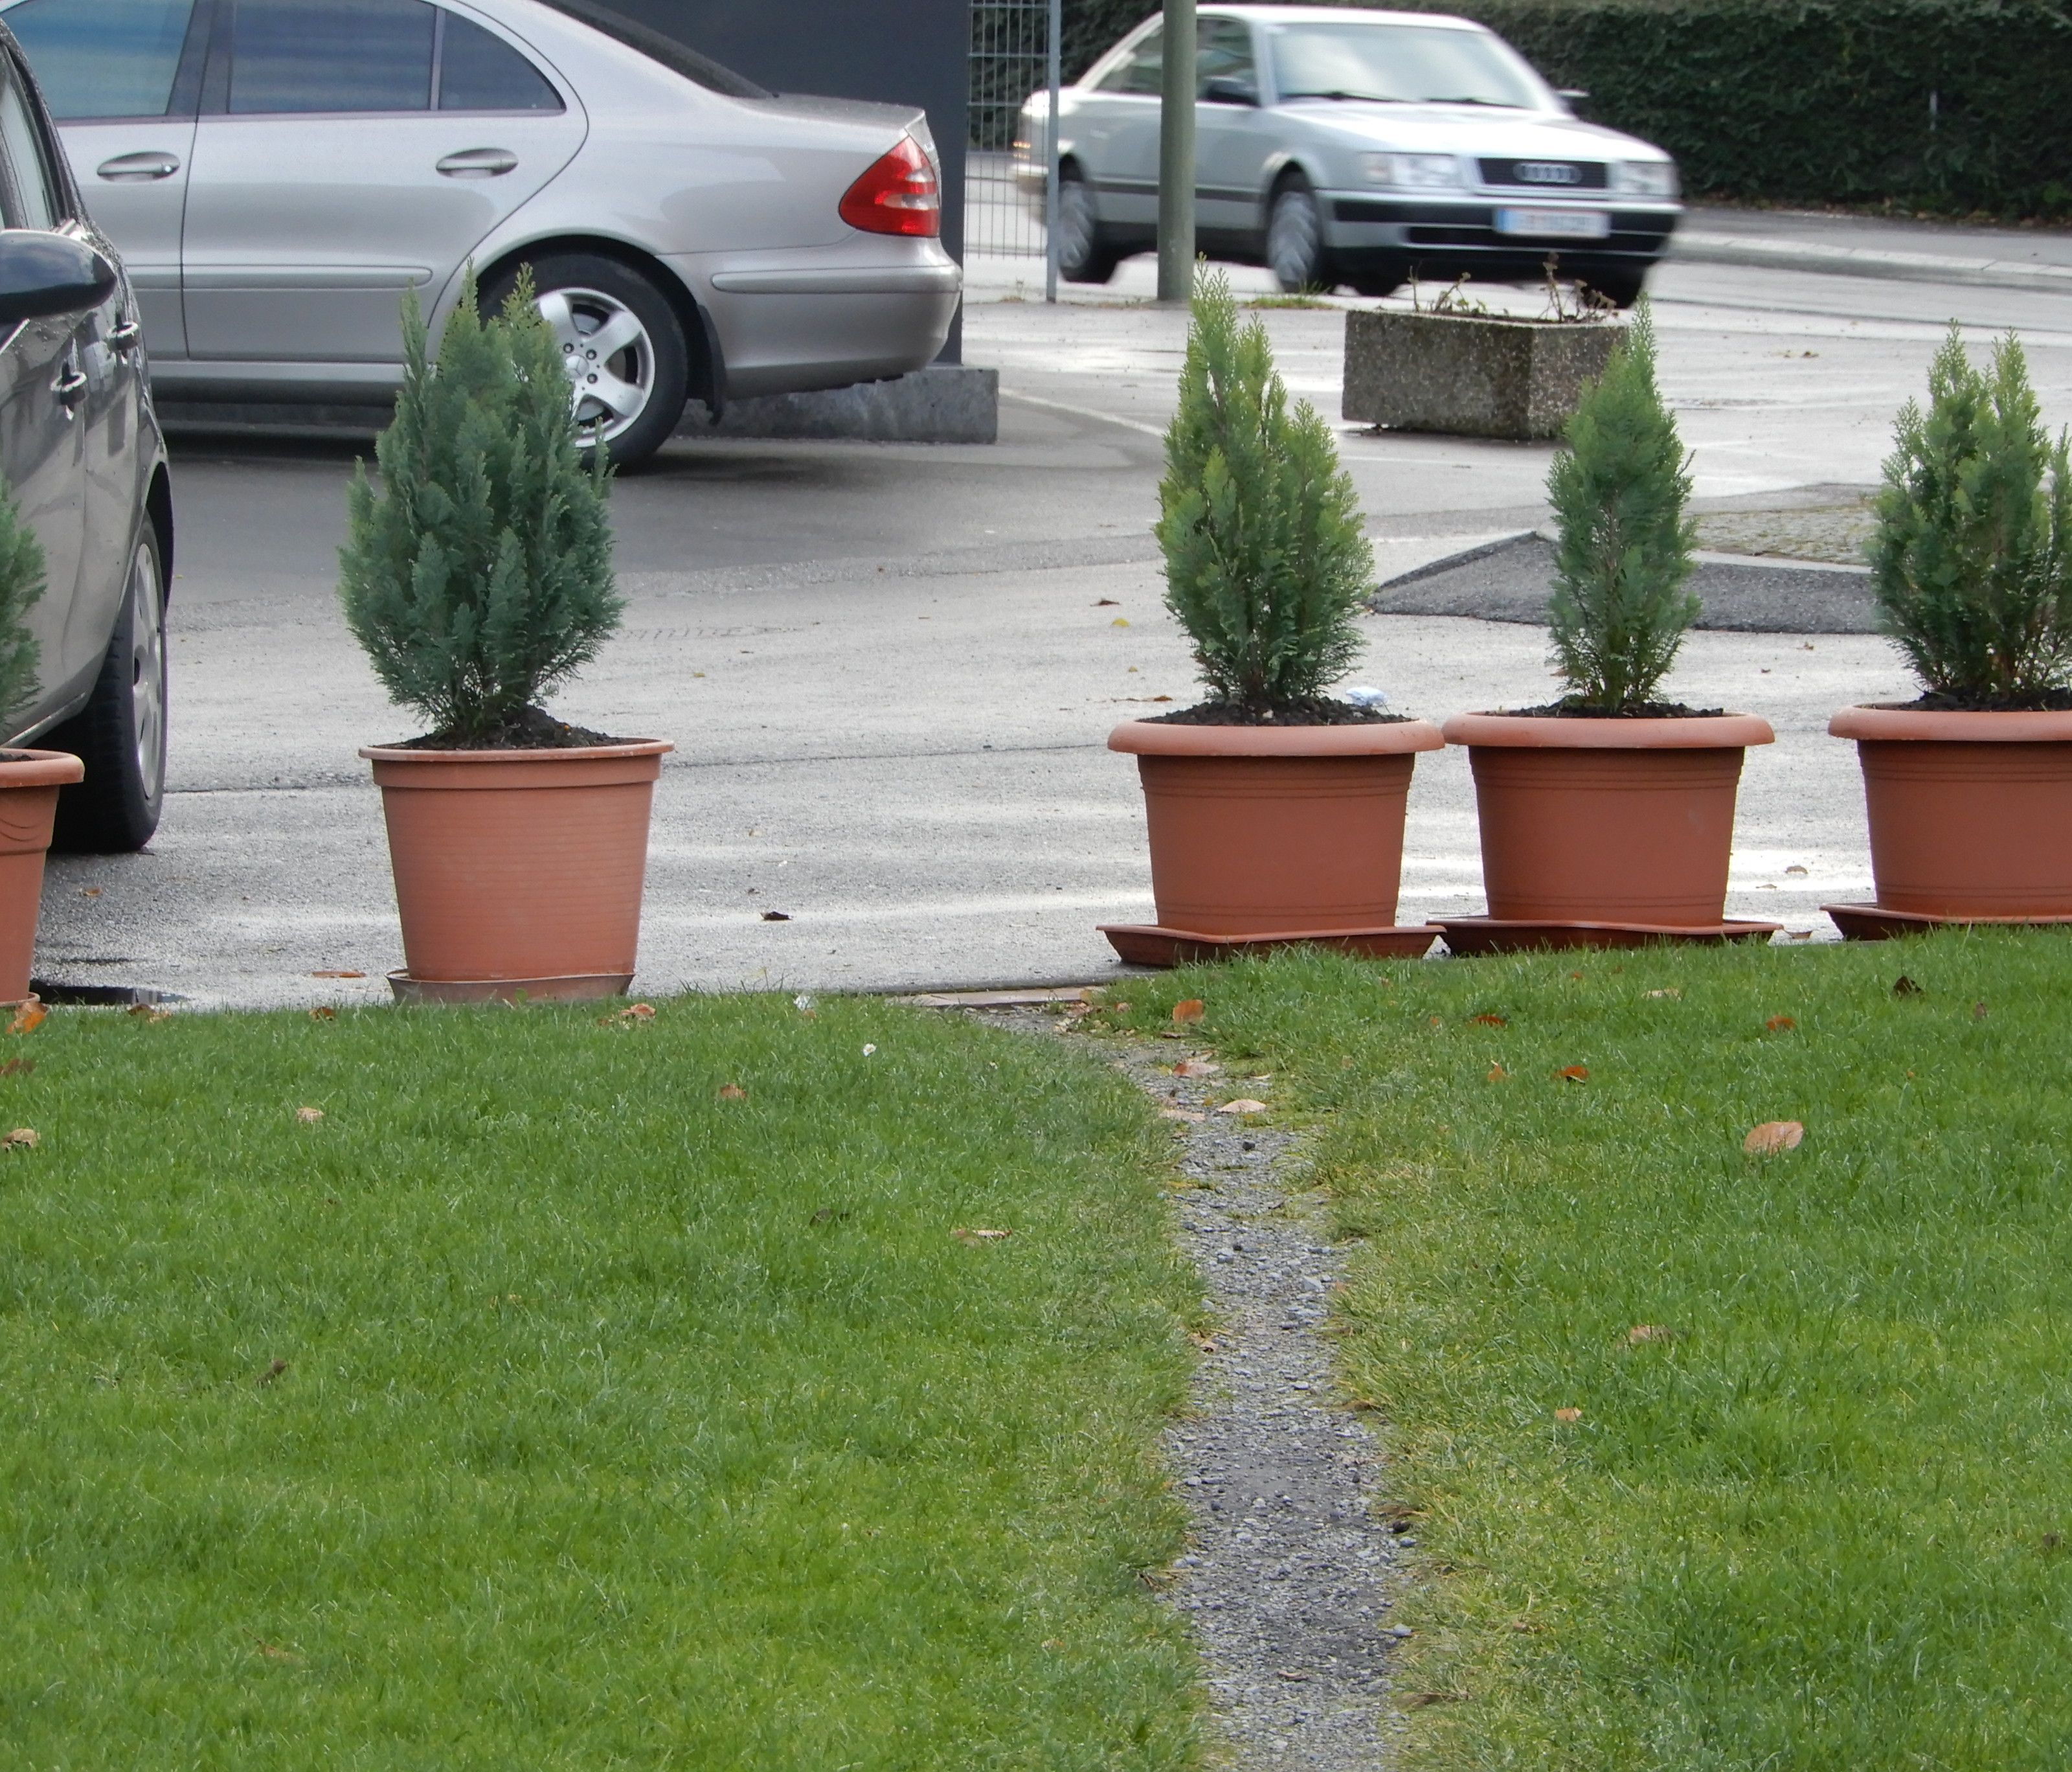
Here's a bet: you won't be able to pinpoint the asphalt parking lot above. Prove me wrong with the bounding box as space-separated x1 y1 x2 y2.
37 221 2072 1008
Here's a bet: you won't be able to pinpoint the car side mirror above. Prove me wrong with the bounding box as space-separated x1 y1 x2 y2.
0 231 117 326
1202 76 1259 106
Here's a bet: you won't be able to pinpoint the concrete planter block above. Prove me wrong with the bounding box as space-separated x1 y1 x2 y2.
1342 310 1625 441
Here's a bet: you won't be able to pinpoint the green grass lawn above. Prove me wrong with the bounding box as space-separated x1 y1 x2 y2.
1086 933 2072 1770
0 995 1200 1770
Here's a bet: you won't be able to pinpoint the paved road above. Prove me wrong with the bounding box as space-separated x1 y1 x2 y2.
38 214 2069 1008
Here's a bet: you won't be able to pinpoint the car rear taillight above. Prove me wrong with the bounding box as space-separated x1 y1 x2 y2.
839 135 940 237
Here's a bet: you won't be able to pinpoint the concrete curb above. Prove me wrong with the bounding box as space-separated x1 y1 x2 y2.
1672 231 2072 295
679 365 1000 444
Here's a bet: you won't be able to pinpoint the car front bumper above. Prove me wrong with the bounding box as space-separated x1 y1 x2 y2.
1325 194 1680 271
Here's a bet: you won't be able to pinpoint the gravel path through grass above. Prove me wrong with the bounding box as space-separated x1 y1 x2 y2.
996 1004 1406 1768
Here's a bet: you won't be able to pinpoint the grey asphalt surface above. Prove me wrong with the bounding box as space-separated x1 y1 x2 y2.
39 210 2072 1008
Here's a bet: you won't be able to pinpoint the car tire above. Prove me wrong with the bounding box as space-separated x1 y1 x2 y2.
48 520 167 854
1056 169 1121 284
1267 172 1331 292
1579 266 1649 309
482 253 690 469
1346 264 1408 299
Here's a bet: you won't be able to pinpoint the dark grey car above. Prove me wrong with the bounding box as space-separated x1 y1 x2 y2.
0 21 169 850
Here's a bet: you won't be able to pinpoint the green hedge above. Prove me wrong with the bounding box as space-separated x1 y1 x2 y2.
1060 0 2072 218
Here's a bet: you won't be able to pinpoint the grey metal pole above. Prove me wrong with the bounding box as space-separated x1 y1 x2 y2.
1044 0 1061 302
1156 0 1195 304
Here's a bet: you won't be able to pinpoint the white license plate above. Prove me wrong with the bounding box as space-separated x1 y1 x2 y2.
1494 207 1611 240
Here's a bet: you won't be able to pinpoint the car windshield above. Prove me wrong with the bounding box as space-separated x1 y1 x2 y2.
1268 21 1544 109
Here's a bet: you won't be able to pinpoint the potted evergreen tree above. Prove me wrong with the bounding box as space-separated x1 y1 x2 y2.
0 487 82 1005
1101 272 1445 967
1825 328 2072 938
1439 304 1777 953
344 275 670 1002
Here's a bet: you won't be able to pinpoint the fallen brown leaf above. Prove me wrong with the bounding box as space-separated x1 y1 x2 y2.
760 909 792 922
8 998 44 1036
127 1003 172 1023
1160 1107 1206 1123
1893 975 1922 997
1973 1000 1989 1020
1765 1015 1796 1032
1 1126 36 1150
0 1058 34 1078
1785 863 1808 876
717 1083 747 1100
1469 1012 1507 1027
308 1005 336 1021
951 1226 1011 1243
1216 1098 1268 1115
1093 598 1120 606
310 970 365 979
1171 1057 1220 1077
1627 1323 1675 1345
294 1106 324 1125
255 1641 300 1662
258 1357 287 1386
1486 1063 1509 1082
1275 1669 1313 1683
79 886 102 898
1744 1119 1805 1155
1554 1406 1582 1423
1171 998 1205 1024
600 1003 657 1025
1557 1065 1589 1083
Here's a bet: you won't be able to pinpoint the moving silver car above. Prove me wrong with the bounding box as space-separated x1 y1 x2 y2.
1021 5 1680 305
5 0 962 464
0 21 168 852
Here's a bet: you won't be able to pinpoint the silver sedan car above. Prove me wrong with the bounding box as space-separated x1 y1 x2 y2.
1022 5 1680 306
5 0 962 464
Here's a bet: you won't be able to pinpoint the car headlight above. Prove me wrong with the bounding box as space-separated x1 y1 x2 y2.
1618 160 1680 199
1360 152 1463 188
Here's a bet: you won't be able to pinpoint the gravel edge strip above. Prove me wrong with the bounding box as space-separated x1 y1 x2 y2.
989 1005 1410 1769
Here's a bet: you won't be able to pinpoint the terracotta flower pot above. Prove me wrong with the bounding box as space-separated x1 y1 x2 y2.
0 749 84 1003
1101 718 1446 962
1826 705 2072 930
361 740 672 1002
1439 712 1775 945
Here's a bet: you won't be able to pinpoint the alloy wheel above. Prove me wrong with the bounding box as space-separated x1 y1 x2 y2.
127 535 165 808
535 286 656 447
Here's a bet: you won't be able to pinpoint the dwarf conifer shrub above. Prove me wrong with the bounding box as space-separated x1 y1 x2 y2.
1868 327 2072 708
340 272 622 745
0 484 43 733
1545 302 1699 710
1155 272 1372 716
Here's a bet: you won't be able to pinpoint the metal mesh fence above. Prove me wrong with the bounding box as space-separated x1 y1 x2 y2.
968 0 1060 289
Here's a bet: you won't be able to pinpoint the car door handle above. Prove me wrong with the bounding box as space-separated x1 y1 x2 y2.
96 152 180 182
52 363 87 406
436 148 518 178
109 318 142 353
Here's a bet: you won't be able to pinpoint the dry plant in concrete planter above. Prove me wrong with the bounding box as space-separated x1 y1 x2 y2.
0 486 80 1005
1101 272 1444 968
1440 302 1776 953
1827 327 2072 936
344 273 671 1001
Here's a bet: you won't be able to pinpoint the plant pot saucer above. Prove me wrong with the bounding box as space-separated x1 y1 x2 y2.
1099 923 1442 967
388 969 635 1005
1823 902 2072 942
1436 916 1782 955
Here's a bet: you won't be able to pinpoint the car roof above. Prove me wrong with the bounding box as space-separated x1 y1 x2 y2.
1200 6 1483 27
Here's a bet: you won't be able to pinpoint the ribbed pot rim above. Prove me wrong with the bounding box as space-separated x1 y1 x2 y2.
359 738 673 765
1442 711 1774 750
1829 705 2072 743
0 747 85 788
1109 718 1445 758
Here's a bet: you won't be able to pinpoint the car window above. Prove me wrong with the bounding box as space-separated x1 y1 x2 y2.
228 0 436 114
530 0 767 100
1096 25 1161 95
1268 21 1544 109
437 12 559 111
6 0 197 120
1197 17 1254 97
0 56 62 227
